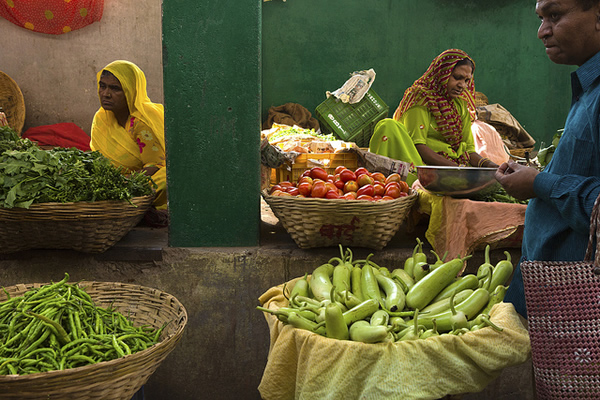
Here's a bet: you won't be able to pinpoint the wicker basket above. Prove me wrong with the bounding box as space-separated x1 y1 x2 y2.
0 70 26 135
0 280 188 400
262 189 418 249
0 195 154 254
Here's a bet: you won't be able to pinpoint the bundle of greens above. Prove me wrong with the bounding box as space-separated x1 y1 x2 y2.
0 126 154 209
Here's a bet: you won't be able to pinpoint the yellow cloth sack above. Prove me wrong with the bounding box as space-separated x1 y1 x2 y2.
258 278 531 400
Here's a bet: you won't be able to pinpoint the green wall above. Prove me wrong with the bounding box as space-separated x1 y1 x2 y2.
262 0 574 147
162 0 574 247
163 0 262 246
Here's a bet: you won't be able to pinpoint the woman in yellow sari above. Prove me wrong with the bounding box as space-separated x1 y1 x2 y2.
90 60 168 225
369 49 497 184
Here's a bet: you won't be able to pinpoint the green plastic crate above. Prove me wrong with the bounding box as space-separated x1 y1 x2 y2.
315 88 389 147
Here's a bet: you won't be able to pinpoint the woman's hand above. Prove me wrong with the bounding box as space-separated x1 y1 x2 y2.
142 166 160 177
468 152 498 168
494 160 538 200
415 144 458 166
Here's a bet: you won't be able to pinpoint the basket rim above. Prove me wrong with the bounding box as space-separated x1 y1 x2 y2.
262 188 417 206
0 280 188 383
0 194 155 211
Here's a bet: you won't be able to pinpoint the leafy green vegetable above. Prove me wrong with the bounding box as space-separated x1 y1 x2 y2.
0 126 155 209
476 185 529 205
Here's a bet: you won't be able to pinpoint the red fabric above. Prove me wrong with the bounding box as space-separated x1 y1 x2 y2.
0 0 103 35
22 123 91 151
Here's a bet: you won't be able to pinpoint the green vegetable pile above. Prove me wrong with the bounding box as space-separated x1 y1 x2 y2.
477 185 529 205
536 128 563 168
0 273 165 375
267 125 337 143
0 126 154 209
258 242 511 343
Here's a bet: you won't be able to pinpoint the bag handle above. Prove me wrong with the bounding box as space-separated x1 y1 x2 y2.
585 191 600 274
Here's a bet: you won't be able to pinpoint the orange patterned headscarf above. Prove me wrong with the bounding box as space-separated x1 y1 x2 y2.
393 49 476 163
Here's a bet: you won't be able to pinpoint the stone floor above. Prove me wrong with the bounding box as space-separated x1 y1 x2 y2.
10 199 535 399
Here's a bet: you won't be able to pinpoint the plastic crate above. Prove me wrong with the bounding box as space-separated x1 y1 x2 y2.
315 89 389 148
271 152 358 185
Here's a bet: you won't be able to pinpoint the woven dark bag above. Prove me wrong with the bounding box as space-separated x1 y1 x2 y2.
521 193 600 399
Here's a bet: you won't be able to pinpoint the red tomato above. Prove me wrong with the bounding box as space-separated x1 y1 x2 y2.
311 180 328 198
301 169 311 178
373 195 383 201
354 167 370 177
269 184 283 194
343 180 359 193
385 173 402 185
344 191 357 200
381 195 395 201
298 176 313 185
398 191 409 197
297 181 312 197
398 180 410 193
287 187 300 196
385 185 401 198
384 181 401 191
340 169 357 183
325 190 342 199
371 172 386 183
309 167 329 181
325 181 338 193
357 184 375 197
334 166 346 175
356 174 374 187
373 183 385 197
274 190 293 197
357 195 374 201
279 181 295 188
334 176 345 190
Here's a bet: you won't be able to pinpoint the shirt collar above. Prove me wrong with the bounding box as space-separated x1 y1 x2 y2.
573 51 600 95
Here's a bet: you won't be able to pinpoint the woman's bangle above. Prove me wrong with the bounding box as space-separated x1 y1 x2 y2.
477 157 491 167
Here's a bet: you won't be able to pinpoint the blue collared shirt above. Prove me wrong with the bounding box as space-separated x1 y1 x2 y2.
506 51 600 318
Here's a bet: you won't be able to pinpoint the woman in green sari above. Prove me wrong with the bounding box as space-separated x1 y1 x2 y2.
369 49 497 184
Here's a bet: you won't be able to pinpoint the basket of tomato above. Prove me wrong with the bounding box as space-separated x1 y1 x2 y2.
262 165 418 250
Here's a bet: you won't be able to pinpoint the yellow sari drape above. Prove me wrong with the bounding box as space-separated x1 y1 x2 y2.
90 60 167 208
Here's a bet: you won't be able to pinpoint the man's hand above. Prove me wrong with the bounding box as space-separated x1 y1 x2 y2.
495 160 539 200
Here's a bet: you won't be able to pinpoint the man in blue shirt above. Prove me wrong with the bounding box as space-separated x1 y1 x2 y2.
495 0 600 318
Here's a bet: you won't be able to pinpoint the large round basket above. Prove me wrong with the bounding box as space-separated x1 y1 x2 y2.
0 280 188 400
0 70 26 135
262 189 418 250
0 195 154 254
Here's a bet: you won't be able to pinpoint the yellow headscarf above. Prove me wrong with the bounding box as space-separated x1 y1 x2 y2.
90 60 164 170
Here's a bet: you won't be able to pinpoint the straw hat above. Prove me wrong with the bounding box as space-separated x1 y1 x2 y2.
0 70 25 135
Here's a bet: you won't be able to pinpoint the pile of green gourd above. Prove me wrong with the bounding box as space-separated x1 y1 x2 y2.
258 241 513 343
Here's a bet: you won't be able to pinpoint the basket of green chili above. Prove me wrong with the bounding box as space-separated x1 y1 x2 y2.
0 274 188 400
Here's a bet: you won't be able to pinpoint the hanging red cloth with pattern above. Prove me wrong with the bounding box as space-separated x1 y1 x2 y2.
0 0 104 35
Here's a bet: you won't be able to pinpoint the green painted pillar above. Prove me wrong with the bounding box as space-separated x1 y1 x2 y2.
163 0 262 246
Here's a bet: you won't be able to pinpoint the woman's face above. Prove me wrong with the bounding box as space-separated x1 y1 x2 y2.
98 72 128 114
446 64 473 99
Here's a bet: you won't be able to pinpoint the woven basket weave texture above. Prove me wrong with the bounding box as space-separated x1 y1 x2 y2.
0 195 154 254
0 280 188 400
0 70 26 134
521 193 600 398
262 190 418 250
